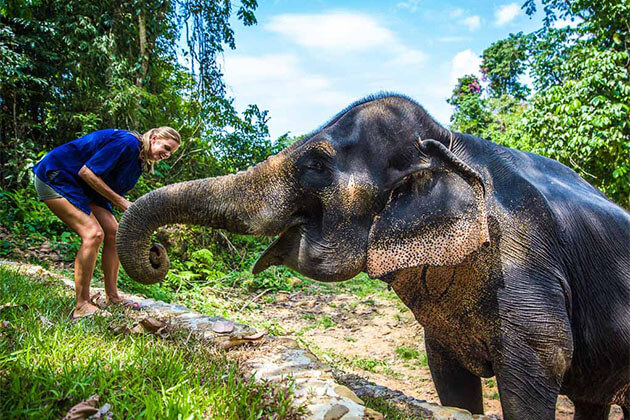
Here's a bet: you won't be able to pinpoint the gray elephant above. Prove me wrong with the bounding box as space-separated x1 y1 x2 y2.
117 94 630 420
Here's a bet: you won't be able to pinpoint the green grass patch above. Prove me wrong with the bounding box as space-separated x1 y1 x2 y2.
360 395 426 420
0 267 302 419
319 273 394 299
317 315 336 329
394 346 428 366
352 357 387 373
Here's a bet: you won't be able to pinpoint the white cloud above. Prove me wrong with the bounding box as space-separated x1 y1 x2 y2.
451 49 481 84
386 45 428 66
495 3 522 26
449 8 464 18
221 53 353 138
397 0 421 13
461 15 481 31
264 12 427 68
265 12 397 53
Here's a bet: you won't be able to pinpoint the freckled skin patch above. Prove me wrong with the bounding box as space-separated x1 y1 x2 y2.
118 94 630 419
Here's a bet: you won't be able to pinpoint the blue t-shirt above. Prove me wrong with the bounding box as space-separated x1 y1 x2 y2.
33 129 143 214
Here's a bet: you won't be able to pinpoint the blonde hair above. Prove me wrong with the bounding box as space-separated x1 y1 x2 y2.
137 126 181 172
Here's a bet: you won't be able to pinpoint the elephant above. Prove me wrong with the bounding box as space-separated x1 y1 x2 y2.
117 94 630 420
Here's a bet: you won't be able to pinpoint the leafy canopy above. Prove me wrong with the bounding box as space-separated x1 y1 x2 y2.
448 0 630 208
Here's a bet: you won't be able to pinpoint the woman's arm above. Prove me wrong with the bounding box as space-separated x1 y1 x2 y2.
78 165 132 211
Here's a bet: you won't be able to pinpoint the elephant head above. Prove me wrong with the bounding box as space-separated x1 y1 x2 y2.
117 94 490 285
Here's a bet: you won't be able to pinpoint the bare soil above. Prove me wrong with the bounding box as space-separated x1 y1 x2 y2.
238 288 624 420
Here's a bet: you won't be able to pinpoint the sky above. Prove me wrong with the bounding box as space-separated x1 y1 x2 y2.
218 0 546 139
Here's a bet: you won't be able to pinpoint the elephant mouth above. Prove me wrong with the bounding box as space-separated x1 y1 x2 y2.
252 224 304 274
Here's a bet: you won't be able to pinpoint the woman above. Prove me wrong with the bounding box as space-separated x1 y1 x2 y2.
33 127 181 319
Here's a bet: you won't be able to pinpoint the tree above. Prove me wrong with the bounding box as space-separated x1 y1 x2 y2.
503 47 630 207
446 0 630 208
447 75 493 137
0 0 270 190
523 0 629 53
481 32 531 100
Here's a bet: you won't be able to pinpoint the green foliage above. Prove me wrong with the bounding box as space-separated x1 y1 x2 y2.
394 346 428 366
0 0 270 191
0 267 303 419
447 0 630 209
0 186 81 262
526 27 576 91
359 395 425 420
447 75 493 137
481 32 531 99
523 0 629 52
352 357 387 373
482 95 527 142
502 48 630 207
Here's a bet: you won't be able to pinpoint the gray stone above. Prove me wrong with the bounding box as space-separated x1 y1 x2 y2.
323 404 349 420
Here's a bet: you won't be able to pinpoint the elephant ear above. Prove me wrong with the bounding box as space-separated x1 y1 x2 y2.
367 139 490 279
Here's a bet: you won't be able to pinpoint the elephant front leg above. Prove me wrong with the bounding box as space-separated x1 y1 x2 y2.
425 336 484 414
494 335 573 420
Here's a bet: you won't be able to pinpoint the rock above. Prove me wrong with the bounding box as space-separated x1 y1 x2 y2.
288 276 302 287
363 407 384 420
139 317 165 333
323 404 349 420
212 319 234 333
275 292 290 303
243 330 266 340
334 385 364 405
130 324 145 334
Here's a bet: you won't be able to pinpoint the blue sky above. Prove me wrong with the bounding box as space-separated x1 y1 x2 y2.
218 0 546 139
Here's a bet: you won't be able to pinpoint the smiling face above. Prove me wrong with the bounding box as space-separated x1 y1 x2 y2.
149 136 180 162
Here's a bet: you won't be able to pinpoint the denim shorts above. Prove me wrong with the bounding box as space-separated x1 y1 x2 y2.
34 171 63 201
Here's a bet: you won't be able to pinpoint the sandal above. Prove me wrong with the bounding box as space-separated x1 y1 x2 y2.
92 293 142 311
90 292 108 309
71 301 111 321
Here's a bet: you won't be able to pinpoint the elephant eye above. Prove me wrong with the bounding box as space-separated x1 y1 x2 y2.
308 160 326 172
297 153 334 189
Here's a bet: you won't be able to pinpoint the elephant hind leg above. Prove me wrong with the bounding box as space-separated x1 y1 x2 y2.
425 336 484 414
572 401 610 420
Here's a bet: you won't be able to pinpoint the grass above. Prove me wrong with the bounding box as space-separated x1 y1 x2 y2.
361 395 426 420
0 266 303 419
318 273 395 299
395 345 428 366
395 346 421 360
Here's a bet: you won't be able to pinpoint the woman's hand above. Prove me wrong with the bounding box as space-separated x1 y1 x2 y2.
78 165 132 212
115 198 133 212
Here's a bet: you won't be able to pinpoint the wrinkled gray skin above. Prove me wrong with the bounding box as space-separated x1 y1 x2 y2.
117 94 630 420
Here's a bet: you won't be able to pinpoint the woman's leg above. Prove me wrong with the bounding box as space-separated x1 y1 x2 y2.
89 204 122 302
43 197 104 316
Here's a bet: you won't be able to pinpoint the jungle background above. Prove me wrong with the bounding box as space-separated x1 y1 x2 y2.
0 0 628 418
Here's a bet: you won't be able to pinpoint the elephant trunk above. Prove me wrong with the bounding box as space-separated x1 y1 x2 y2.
117 157 293 284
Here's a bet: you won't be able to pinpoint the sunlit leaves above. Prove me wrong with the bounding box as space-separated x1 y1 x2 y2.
502 48 630 207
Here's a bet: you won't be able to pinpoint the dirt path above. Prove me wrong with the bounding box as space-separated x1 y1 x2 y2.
237 288 624 420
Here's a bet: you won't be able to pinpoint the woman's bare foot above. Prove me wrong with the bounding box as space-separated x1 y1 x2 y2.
107 294 141 310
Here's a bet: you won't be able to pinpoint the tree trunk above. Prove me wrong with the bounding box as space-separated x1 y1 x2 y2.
137 12 148 89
